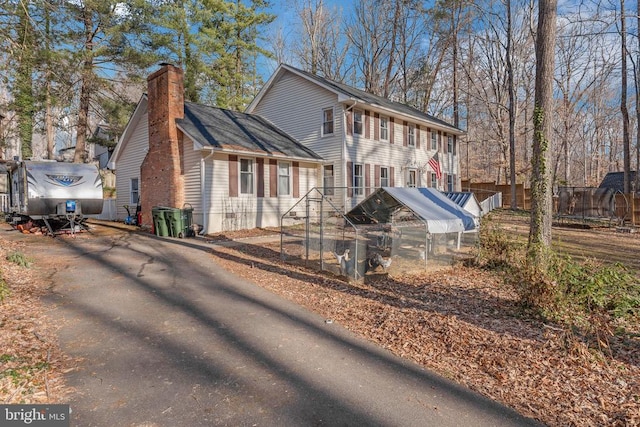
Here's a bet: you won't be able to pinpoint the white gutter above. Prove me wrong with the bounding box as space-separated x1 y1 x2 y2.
200 149 216 235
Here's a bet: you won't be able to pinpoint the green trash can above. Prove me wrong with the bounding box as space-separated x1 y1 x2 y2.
164 207 183 238
152 207 170 237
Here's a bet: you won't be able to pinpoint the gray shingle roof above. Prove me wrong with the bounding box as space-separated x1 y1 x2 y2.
598 171 637 192
284 65 462 133
177 102 323 161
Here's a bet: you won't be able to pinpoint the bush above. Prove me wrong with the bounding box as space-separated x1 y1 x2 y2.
478 227 640 322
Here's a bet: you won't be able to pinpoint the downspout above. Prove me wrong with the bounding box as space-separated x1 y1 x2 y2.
200 148 215 235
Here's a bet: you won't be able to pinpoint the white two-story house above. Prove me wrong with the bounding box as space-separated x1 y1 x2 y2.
246 64 464 211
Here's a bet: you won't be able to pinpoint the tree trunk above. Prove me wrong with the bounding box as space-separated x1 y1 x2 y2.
507 0 517 209
74 11 94 163
46 83 55 159
74 58 92 163
621 0 631 193
528 0 557 267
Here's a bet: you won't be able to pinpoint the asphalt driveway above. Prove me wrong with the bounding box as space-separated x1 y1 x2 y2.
4 223 541 426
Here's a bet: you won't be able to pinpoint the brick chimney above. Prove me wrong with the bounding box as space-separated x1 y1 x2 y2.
140 64 185 226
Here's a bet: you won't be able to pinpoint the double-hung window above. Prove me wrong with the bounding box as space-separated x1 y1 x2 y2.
430 173 438 188
408 170 417 187
447 135 454 153
323 165 335 196
380 116 389 141
447 174 454 191
278 162 290 196
353 163 364 195
431 131 438 150
408 124 416 147
322 108 334 135
353 110 363 135
240 158 254 194
130 178 139 204
380 167 389 187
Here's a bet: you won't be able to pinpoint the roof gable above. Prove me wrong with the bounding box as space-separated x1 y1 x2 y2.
108 94 148 169
248 64 463 134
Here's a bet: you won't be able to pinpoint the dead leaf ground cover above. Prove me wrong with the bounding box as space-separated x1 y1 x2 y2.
207 211 640 427
0 236 69 404
1 212 639 425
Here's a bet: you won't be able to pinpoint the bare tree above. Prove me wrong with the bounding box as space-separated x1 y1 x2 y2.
293 0 351 81
620 0 631 193
528 0 557 266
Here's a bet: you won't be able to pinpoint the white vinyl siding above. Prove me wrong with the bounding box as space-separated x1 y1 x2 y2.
249 68 460 204
115 112 148 220
182 136 203 215
249 72 343 188
203 155 319 233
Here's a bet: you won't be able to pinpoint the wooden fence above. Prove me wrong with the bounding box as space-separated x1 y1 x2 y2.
462 180 640 225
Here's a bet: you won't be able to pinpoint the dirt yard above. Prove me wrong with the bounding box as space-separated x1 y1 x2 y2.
1 211 639 426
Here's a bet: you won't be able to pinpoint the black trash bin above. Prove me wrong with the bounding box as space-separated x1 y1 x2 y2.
182 203 194 237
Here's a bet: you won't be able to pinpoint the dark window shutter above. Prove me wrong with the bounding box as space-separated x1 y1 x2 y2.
374 113 379 140
293 162 299 198
229 155 238 197
269 159 277 197
347 161 353 197
374 165 380 187
365 110 370 139
389 117 394 144
403 121 408 147
390 166 395 187
416 125 421 149
346 110 353 136
453 135 457 154
256 158 265 197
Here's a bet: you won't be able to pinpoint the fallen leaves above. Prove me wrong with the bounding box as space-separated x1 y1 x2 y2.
209 239 640 427
0 237 70 404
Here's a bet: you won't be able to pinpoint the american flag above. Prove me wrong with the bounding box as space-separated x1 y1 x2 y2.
428 153 442 179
